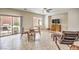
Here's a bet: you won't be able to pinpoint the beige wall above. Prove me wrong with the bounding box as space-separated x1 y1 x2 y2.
0 9 23 16
68 8 79 31
0 8 45 31
50 13 68 31
23 12 44 30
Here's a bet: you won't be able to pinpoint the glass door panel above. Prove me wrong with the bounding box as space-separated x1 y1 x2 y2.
13 17 20 34
0 16 13 36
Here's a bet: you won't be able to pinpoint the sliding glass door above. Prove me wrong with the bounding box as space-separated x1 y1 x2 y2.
0 16 13 36
0 15 21 37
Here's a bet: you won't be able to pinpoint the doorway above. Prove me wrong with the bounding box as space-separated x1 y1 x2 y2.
33 17 42 28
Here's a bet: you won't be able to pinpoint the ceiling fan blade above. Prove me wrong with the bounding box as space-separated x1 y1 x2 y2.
43 8 47 10
46 9 53 13
48 9 53 10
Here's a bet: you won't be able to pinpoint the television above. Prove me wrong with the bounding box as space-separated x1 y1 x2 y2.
52 19 60 23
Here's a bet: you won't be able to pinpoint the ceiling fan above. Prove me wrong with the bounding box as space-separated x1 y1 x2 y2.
43 8 53 13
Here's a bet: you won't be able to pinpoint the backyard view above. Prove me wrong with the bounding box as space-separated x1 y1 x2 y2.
0 15 21 37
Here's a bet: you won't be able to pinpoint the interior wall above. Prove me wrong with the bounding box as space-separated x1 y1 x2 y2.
23 12 44 30
0 9 23 16
50 13 68 31
68 8 79 31
0 8 45 31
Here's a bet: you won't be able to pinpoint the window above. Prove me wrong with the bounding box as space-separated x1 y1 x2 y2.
33 17 42 27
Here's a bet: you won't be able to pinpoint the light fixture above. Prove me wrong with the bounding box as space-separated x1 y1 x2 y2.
42 8 53 14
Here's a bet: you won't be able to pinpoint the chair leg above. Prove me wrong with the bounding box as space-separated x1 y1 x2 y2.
55 40 61 50
68 44 73 50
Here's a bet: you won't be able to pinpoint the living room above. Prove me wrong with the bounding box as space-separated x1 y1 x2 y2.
0 8 79 50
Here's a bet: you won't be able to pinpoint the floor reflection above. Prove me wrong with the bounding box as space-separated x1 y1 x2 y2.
0 34 22 50
0 31 69 50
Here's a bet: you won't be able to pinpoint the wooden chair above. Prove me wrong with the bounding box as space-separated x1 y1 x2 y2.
51 32 62 50
27 29 35 41
33 26 41 34
22 29 35 41
51 31 78 50
59 31 78 49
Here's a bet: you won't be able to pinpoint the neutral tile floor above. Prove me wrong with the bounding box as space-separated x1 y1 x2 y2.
0 30 69 50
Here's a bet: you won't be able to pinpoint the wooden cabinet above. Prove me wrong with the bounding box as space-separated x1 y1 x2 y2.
51 24 61 32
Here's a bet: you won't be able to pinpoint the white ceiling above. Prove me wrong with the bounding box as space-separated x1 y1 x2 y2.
13 8 70 15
